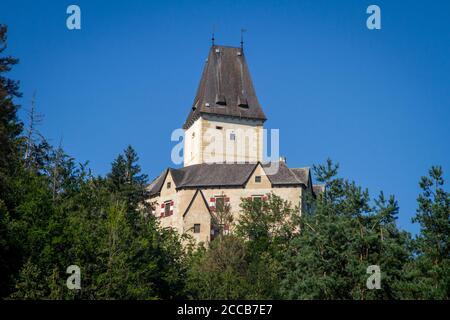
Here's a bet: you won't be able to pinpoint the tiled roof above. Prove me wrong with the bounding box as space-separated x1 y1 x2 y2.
147 162 310 196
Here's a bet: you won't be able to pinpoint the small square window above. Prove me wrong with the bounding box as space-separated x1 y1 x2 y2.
167 182 171 189
194 224 201 233
255 176 261 183
230 133 236 141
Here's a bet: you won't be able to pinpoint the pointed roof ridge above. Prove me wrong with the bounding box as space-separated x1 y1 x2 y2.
183 45 267 129
182 189 211 217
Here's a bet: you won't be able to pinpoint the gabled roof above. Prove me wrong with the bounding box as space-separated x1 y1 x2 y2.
183 45 267 129
147 162 311 197
182 189 211 218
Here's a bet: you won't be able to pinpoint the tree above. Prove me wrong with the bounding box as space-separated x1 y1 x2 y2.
186 235 251 299
107 145 148 213
409 166 449 299
280 159 412 299
0 24 24 298
210 192 233 240
0 24 22 177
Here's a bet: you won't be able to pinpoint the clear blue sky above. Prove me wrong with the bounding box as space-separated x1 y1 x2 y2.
1 0 449 233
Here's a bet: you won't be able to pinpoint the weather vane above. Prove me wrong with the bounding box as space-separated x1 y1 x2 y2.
240 28 246 50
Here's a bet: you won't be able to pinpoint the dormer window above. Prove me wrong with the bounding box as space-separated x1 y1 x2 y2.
167 182 171 189
255 176 261 183
238 95 248 108
215 94 226 105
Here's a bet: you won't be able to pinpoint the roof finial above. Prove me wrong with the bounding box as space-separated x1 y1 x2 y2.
240 28 246 50
212 25 215 46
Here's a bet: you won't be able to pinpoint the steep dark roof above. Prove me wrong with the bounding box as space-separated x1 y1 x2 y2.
147 162 310 197
183 45 267 129
146 169 168 196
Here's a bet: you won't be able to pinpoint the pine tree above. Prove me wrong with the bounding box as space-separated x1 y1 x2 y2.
280 159 411 299
410 166 449 299
107 145 148 212
0 24 24 298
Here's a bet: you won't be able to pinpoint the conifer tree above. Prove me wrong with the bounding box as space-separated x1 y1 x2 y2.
410 166 449 299
0 24 25 298
280 159 411 299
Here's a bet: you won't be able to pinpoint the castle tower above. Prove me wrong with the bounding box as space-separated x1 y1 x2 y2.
183 45 267 167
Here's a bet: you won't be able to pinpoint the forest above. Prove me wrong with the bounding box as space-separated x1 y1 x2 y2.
0 24 448 300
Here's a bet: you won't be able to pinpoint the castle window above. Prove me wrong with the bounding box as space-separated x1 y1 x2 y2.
194 224 201 233
255 175 261 183
215 196 225 212
230 133 236 141
164 201 172 216
167 182 171 189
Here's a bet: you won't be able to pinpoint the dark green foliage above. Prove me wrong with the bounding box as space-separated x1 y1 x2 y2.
281 159 412 299
0 23 24 297
107 145 148 213
187 236 251 299
407 166 449 299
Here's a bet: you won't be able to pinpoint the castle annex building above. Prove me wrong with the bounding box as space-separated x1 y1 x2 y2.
147 44 322 244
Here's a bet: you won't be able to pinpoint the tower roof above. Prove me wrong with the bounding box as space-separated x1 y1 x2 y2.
183 45 267 129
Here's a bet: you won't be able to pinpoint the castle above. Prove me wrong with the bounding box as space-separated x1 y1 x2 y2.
147 44 322 244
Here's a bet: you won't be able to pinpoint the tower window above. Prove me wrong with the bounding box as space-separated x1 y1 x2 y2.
230 133 236 141
255 176 261 183
194 224 201 233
